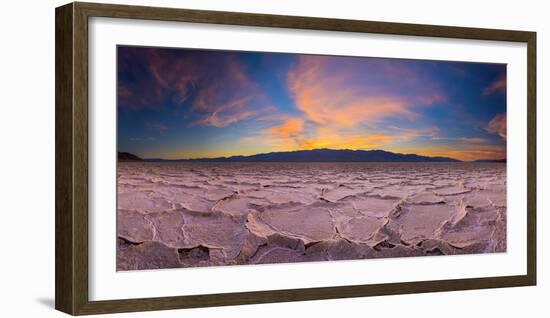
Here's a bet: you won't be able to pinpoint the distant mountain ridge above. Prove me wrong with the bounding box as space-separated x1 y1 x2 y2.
138 148 462 163
474 158 507 163
118 152 143 161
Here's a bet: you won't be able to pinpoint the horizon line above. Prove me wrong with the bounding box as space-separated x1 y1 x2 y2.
119 148 507 162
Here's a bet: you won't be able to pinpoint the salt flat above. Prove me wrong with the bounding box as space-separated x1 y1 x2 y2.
116 162 506 270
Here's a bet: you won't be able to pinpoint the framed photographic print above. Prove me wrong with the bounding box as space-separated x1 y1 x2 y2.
55 2 536 315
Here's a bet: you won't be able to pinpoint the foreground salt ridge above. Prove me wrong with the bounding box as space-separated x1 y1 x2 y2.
116 162 506 271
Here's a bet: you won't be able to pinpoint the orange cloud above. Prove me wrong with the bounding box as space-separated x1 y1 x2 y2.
299 133 394 150
486 113 506 139
250 116 396 152
259 118 306 149
263 118 304 137
287 56 417 127
252 132 395 152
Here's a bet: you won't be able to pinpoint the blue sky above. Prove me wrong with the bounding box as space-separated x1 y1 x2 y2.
117 46 506 161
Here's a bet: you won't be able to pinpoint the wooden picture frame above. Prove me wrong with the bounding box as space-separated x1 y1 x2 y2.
55 2 536 315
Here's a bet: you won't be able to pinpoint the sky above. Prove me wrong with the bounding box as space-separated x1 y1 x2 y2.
117 46 507 161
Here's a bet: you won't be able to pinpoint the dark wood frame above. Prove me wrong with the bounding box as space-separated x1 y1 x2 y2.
56 1 537 315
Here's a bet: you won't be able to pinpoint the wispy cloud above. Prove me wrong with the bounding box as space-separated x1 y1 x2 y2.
260 118 306 148
299 131 394 150
483 76 506 96
245 126 394 152
287 56 420 127
387 125 440 140
145 121 168 133
416 92 448 105
118 48 272 127
486 113 506 139
250 119 442 153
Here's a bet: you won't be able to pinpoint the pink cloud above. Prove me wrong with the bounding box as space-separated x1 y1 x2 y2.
287 56 417 127
483 76 506 96
486 113 507 139
286 56 447 129
416 92 448 105
118 48 272 128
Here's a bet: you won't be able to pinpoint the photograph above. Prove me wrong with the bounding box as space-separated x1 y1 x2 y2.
116 45 507 271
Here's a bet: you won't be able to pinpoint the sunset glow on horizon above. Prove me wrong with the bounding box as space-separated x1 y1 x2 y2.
117 46 507 161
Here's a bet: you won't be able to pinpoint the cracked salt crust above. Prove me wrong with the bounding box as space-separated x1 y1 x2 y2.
116 162 506 270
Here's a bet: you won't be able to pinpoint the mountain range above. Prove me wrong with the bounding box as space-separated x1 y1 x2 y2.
473 158 507 163
118 152 143 162
119 149 468 163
